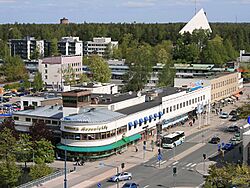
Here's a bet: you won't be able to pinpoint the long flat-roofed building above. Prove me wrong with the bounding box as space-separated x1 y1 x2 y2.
56 86 211 160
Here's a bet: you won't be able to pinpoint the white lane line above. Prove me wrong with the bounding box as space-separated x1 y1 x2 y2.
143 185 149 188
172 161 179 165
186 163 192 167
161 160 167 164
190 163 197 167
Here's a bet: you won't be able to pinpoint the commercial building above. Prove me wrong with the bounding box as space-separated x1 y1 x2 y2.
174 64 241 104
58 37 83 56
13 104 63 136
84 37 118 57
239 50 250 63
40 55 82 90
56 86 210 159
9 36 45 59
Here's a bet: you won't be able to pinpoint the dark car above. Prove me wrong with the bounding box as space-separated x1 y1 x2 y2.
229 115 239 122
122 182 139 188
209 136 221 144
227 125 239 132
229 110 238 116
222 143 234 150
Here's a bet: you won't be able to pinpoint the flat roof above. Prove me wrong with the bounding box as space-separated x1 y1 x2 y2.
176 72 237 80
117 87 186 115
13 105 63 119
63 107 125 123
91 92 139 105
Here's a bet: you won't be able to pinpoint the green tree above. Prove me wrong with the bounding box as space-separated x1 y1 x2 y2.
0 128 17 160
33 138 54 163
89 55 111 83
51 38 59 56
3 56 28 82
8 27 22 39
30 47 40 60
33 72 43 91
158 61 175 87
16 134 33 168
104 43 113 59
29 162 53 180
0 156 21 187
205 164 250 187
79 73 89 84
61 65 76 86
0 40 10 59
125 44 153 91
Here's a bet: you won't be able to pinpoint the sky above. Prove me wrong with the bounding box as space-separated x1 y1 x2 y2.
0 0 250 24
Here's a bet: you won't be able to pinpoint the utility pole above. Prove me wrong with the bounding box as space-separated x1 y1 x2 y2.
64 141 67 188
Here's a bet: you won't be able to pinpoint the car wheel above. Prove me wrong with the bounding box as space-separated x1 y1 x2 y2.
128 176 132 180
116 178 119 182
173 143 176 147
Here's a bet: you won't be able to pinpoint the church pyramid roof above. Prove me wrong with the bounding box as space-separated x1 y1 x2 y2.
179 8 212 34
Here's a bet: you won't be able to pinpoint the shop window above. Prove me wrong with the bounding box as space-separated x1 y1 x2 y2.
52 120 58 125
195 98 197 103
163 109 165 114
186 101 188 106
173 105 176 111
192 99 194 104
177 104 179 109
170 106 172 112
183 102 185 107
166 107 169 113
26 118 31 122
13 116 19 120
189 100 191 105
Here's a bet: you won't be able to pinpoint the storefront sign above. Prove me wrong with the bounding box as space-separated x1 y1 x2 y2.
64 126 79 131
81 125 108 132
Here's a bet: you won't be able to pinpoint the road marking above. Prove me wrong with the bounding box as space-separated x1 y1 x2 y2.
186 163 192 167
172 161 179 165
190 163 197 167
143 185 149 188
161 160 167 164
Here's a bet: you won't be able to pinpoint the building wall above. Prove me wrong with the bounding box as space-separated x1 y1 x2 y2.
211 73 239 102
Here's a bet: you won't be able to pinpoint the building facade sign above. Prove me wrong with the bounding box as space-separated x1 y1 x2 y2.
81 125 108 132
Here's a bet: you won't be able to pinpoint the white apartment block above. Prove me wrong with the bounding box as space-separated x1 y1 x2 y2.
84 37 118 57
40 55 83 90
58 37 83 56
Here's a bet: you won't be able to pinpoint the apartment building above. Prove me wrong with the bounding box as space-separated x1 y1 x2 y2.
84 37 118 57
9 36 45 59
40 55 82 90
58 37 83 56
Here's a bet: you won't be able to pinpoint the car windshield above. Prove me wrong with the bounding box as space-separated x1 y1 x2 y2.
123 183 132 188
222 112 227 115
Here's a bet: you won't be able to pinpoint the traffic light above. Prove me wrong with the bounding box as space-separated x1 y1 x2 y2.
121 163 125 169
203 153 206 160
173 166 177 175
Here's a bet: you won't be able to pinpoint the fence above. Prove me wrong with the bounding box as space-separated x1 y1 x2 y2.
16 168 72 188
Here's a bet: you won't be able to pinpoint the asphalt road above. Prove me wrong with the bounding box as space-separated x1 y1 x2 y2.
92 118 244 188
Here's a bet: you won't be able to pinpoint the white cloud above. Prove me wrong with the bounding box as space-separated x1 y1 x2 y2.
230 0 250 4
123 0 155 8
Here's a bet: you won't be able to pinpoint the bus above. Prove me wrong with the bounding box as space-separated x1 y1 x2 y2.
161 131 185 148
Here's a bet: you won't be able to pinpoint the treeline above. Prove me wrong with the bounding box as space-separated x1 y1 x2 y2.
0 23 250 51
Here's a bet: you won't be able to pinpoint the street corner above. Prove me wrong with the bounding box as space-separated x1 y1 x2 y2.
195 161 216 177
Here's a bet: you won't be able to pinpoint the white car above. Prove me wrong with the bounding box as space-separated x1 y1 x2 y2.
220 112 229 119
110 172 132 182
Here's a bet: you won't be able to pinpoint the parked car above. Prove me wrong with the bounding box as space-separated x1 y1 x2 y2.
227 125 239 132
222 143 234 150
122 182 139 188
234 132 241 141
209 136 221 144
109 172 132 182
229 110 238 116
229 115 239 122
220 112 229 119
229 137 240 146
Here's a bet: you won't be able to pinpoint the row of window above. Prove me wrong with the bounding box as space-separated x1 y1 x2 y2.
13 116 60 125
211 87 237 100
62 125 127 140
211 77 237 90
162 95 206 114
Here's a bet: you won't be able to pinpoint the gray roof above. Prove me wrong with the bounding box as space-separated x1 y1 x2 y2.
118 87 186 115
13 105 63 120
62 107 125 123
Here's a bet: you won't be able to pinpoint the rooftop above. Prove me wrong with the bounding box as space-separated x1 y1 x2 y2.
13 105 63 119
62 107 125 123
91 92 139 105
23 92 61 100
117 87 186 115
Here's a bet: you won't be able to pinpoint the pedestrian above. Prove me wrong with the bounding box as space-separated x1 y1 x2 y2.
135 145 138 152
193 118 195 124
151 140 154 151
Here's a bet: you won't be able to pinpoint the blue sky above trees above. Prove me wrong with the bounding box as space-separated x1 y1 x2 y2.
1 0 250 23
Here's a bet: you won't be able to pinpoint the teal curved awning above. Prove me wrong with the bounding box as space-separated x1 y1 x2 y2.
57 133 141 153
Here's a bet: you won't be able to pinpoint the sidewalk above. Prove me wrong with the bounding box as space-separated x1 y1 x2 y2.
39 86 249 188
196 161 216 176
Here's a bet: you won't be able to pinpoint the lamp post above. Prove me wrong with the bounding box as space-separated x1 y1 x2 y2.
64 139 67 188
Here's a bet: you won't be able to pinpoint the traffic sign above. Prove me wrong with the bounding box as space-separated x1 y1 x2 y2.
97 183 101 188
157 154 162 161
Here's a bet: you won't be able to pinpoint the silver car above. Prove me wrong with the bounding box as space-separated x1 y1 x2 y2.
110 172 132 182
